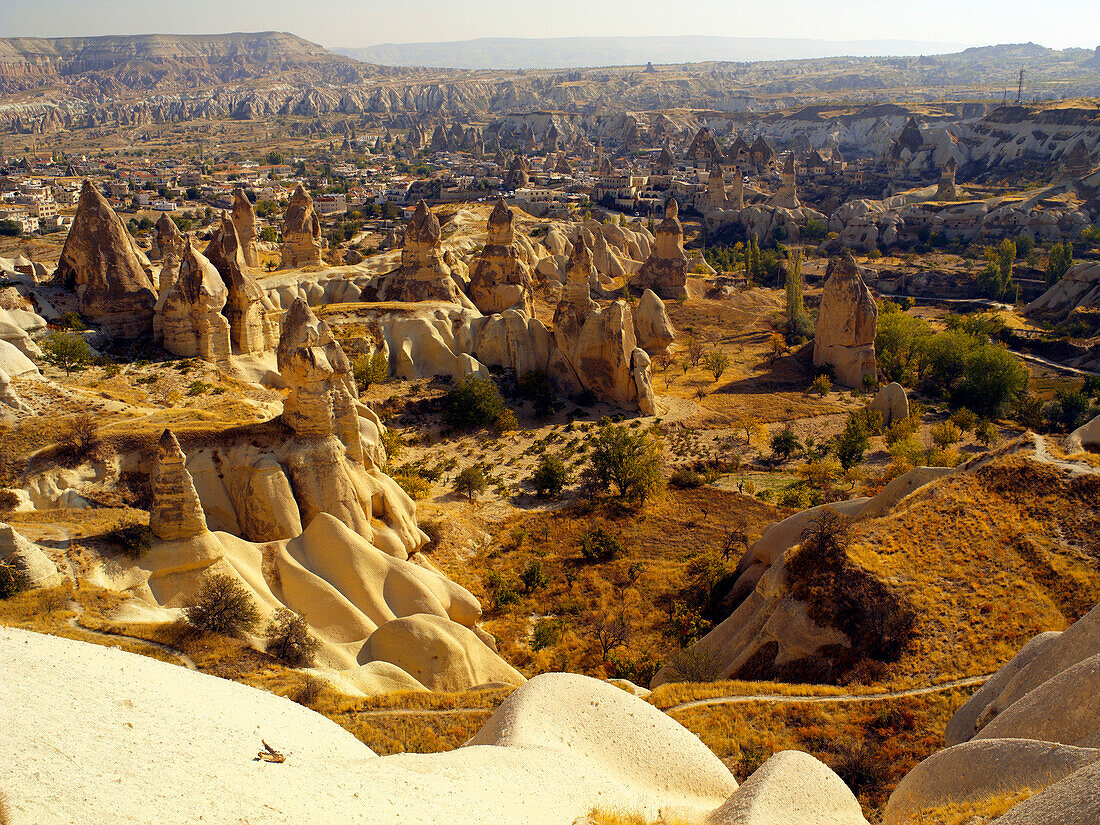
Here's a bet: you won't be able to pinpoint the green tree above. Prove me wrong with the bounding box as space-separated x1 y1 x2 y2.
835 414 872 469
783 251 813 342
875 302 932 385
587 424 663 504
454 465 487 501
528 454 571 497
769 424 802 462
979 238 1016 301
41 331 92 375
443 376 509 431
1046 242 1074 286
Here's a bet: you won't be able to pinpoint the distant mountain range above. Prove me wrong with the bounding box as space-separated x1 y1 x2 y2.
335 35 968 70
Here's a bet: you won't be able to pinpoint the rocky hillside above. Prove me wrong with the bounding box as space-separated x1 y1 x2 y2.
0 31 395 95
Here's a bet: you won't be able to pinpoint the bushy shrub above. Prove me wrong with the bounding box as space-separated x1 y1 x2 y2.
105 521 152 558
587 424 663 504
393 472 431 500
1044 389 1093 432
183 573 260 637
669 467 705 488
769 424 802 462
0 556 29 599
443 376 513 431
930 420 962 449
663 647 723 683
380 427 405 462
520 559 550 592
579 526 625 563
265 608 320 667
519 370 558 418
41 331 92 374
810 374 832 397
531 618 562 650
292 673 326 707
528 454 571 497
353 351 388 391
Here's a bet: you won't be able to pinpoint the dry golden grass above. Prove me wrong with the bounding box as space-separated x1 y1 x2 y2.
455 486 783 682
670 688 972 817
845 458 1100 690
915 789 1034 825
586 808 697 825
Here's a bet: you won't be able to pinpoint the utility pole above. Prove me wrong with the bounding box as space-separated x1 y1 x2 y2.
1015 69 1025 104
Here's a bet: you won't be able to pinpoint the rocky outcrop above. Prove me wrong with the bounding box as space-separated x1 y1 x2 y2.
373 200 474 308
280 183 323 269
154 240 233 368
1026 261 1100 322
504 154 529 189
633 289 675 354
870 382 908 426
814 252 878 387
204 215 279 355
151 212 183 260
552 237 655 412
634 199 688 299
768 153 800 210
0 523 62 588
277 298 360 448
230 188 261 268
468 198 535 316
149 429 208 541
935 157 961 201
55 180 157 339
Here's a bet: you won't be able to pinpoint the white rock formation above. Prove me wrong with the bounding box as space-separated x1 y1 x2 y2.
870 382 909 427
709 750 868 825
814 252 878 387
633 289 676 354
0 633 753 825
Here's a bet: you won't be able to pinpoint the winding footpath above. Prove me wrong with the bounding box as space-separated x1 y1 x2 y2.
67 609 197 671
662 674 991 715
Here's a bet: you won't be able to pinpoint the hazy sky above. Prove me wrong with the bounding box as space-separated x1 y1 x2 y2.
1 0 1097 49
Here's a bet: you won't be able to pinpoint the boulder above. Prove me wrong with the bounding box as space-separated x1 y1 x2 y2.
280 184 323 269
0 338 38 378
633 289 675 354
55 180 157 339
884 738 1100 825
993 761 1100 825
0 522 63 588
552 239 648 408
277 299 361 452
814 252 878 387
468 198 535 316
151 211 183 260
204 215 279 355
1067 413 1100 454
947 603 1100 746
870 382 908 426
468 672 738 805
973 653 1100 747
709 750 868 825
0 367 33 415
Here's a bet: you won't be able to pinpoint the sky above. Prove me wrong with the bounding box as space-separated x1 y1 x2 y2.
1 0 1097 50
